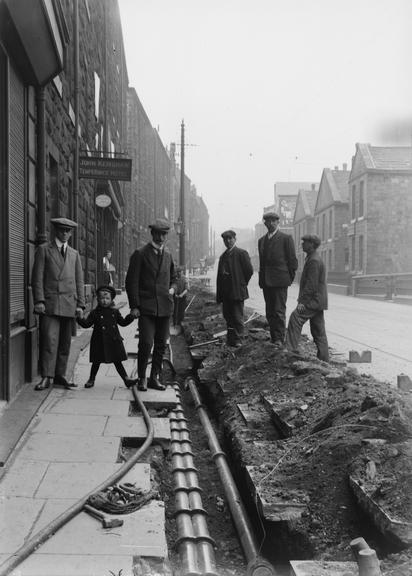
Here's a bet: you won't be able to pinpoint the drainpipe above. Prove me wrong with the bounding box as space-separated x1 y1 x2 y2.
72 0 79 248
36 86 47 244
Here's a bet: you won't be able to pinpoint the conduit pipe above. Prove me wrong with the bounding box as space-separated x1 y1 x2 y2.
171 384 218 576
0 385 154 576
186 376 277 576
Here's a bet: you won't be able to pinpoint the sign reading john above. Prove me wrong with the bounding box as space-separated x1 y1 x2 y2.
79 156 132 181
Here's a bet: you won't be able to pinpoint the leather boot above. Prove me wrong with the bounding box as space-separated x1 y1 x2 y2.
34 377 51 391
54 375 78 389
148 374 166 391
137 377 147 391
124 377 138 388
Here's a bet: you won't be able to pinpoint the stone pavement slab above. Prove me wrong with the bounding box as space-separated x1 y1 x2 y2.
45 398 130 416
15 433 120 463
31 413 107 436
104 416 171 443
0 497 45 553
2 553 135 576
0 460 49 497
38 500 166 557
35 462 150 499
114 387 178 409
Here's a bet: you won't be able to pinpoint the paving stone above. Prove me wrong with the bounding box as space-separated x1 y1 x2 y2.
15 433 120 463
114 387 178 408
39 500 167 557
0 460 49 497
0 409 35 467
104 416 171 443
2 553 135 576
35 462 150 499
45 398 130 416
61 386 116 399
31 413 107 436
0 497 45 553
290 560 358 575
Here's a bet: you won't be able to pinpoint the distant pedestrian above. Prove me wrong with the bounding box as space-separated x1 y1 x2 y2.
126 218 177 391
32 217 85 391
216 230 253 347
102 250 114 286
76 285 138 388
258 212 298 347
173 267 189 326
286 234 329 362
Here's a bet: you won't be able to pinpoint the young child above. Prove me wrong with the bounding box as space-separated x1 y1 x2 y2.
173 267 189 326
77 285 137 388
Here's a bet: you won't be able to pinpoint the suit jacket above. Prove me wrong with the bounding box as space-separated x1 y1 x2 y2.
216 246 253 303
77 305 134 363
32 241 85 317
126 243 177 316
258 231 298 288
298 251 328 310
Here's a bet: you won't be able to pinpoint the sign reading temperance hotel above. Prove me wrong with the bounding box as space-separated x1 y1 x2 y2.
79 156 132 181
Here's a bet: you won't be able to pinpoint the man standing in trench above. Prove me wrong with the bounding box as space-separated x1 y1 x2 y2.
286 234 329 361
258 212 298 347
126 218 177 391
216 230 253 347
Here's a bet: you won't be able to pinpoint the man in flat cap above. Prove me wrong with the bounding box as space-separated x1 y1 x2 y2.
258 211 298 347
126 218 177 391
286 234 329 361
32 217 85 390
216 230 253 347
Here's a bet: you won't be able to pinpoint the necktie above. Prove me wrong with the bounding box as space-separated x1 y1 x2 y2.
61 245 65 259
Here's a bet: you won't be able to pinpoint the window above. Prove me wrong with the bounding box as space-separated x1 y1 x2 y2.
359 181 364 217
351 236 356 269
329 209 333 238
351 184 356 219
328 249 332 270
359 235 364 269
322 213 326 240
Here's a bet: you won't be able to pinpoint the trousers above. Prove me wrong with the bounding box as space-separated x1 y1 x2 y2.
40 315 73 378
137 314 170 378
262 286 288 342
222 299 244 345
286 308 329 362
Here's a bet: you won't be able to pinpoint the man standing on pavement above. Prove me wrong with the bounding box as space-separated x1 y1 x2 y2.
258 211 298 347
216 230 254 347
32 217 85 390
125 218 177 391
286 234 329 362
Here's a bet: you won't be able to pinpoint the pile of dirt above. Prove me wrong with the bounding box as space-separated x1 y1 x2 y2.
182 280 412 573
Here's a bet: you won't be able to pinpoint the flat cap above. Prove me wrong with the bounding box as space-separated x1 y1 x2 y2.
262 211 279 221
96 285 116 299
51 217 78 228
221 229 236 238
149 218 171 232
301 234 321 248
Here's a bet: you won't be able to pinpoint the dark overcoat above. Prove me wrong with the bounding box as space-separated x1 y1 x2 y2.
77 305 134 363
32 241 85 317
125 243 177 316
216 246 254 303
298 251 328 310
258 231 298 288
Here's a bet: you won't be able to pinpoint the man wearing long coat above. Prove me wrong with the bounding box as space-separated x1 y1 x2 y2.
126 218 177 391
217 230 253 347
286 234 329 361
258 212 298 346
32 217 85 390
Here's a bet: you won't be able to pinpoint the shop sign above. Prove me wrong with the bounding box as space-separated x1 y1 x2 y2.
79 156 132 181
95 194 112 208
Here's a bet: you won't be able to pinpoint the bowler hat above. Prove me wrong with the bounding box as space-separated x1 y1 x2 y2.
149 218 170 232
262 211 279 221
301 234 321 248
96 285 116 299
221 229 236 239
51 217 78 229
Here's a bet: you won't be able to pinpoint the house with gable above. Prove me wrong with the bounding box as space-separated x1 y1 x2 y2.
293 187 318 271
348 144 412 276
314 164 350 284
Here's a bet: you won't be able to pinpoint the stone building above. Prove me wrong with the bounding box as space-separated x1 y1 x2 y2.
348 144 412 275
293 187 318 271
314 165 350 283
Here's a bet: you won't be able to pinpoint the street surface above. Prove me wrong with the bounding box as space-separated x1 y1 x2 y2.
206 270 412 387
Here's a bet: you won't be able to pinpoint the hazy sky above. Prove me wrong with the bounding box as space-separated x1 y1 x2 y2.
118 0 412 234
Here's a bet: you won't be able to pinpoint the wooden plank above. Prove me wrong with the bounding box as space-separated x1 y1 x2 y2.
290 560 358 576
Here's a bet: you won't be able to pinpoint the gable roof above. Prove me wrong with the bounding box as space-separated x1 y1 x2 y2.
274 182 318 198
294 188 318 222
315 167 349 212
357 143 412 171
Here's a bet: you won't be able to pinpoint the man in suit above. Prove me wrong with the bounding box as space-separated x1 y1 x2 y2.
258 211 298 347
126 218 177 391
286 234 329 362
216 230 253 347
32 217 85 390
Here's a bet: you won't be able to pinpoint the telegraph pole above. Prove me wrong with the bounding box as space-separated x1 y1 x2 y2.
179 120 185 266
